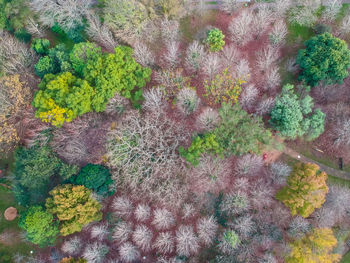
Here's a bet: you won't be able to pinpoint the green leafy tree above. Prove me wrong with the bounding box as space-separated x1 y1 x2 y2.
297 33 350 86
12 146 78 206
46 184 102 236
213 102 272 156
84 45 152 110
34 44 72 78
269 84 325 140
31 38 51 55
276 162 328 218
19 206 59 247
206 28 225 52
71 164 114 196
179 133 223 166
0 0 31 31
33 72 95 127
223 230 240 249
69 42 102 76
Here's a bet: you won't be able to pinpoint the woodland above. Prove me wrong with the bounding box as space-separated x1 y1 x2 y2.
1 0 350 263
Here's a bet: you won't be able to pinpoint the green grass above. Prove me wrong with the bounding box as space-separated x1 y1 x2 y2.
287 23 315 44
341 251 350 263
0 184 35 262
336 4 350 23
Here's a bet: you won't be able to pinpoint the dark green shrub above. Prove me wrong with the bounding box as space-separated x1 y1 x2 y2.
32 38 51 55
313 24 331 35
14 28 31 43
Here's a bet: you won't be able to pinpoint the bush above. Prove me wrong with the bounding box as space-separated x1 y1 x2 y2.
19 206 59 247
71 164 114 197
14 28 31 43
206 28 225 52
46 184 102 236
69 42 101 76
297 33 350 86
31 38 51 55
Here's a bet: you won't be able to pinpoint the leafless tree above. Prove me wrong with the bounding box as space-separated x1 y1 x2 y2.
272 0 292 18
152 208 175 230
105 94 129 116
232 215 255 238
338 13 350 37
270 162 291 185
0 32 37 75
142 88 166 112
134 204 151 222
154 68 187 99
153 232 175 254
132 225 153 251
288 216 312 238
220 191 250 216
269 20 288 46
30 0 93 32
25 17 46 38
232 177 250 192
252 4 274 38
176 87 200 115
250 181 273 210
82 242 109 263
119 242 140 263
285 57 299 73
176 225 200 257
265 67 281 92
256 46 280 72
234 154 264 177
334 119 350 146
234 59 251 82
85 13 118 51
202 53 222 79
161 41 181 69
228 10 254 45
160 18 180 45
196 108 220 132
112 222 133 243
182 203 196 220
288 5 318 27
90 223 109 241
312 206 336 228
323 185 350 223
220 45 240 70
112 196 134 219
258 253 277 263
240 84 258 111
322 0 342 21
197 216 218 245
220 0 240 14
185 41 206 73
133 42 155 68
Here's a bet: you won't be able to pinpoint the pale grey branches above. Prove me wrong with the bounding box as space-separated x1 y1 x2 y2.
176 225 200 257
197 216 218 246
133 42 155 68
196 108 220 131
185 41 206 73
229 10 254 45
176 88 200 115
153 232 175 254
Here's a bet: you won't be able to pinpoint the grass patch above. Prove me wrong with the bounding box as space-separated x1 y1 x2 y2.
287 23 315 44
341 251 350 263
336 4 350 23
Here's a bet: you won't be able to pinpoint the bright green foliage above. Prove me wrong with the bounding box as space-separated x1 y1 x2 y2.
276 162 328 218
33 72 95 126
71 164 114 197
179 133 223 166
206 28 225 52
213 102 272 156
0 0 30 31
69 42 102 76
34 44 72 78
31 38 51 55
83 45 152 110
12 146 78 206
270 84 325 140
297 33 350 86
19 206 59 247
223 230 240 249
46 184 102 236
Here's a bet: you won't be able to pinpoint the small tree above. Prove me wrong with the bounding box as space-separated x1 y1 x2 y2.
276 162 328 218
285 228 340 263
69 42 102 76
206 28 225 52
31 38 50 55
71 164 114 197
297 33 350 86
19 206 59 247
46 184 102 236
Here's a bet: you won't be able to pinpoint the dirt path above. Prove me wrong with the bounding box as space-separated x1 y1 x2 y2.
282 146 350 180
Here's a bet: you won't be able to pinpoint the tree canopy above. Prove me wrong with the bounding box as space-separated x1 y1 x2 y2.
297 33 350 86
276 162 328 218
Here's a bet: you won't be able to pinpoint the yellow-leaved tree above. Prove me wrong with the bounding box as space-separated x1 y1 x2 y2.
276 162 328 218
46 184 102 236
0 75 31 155
286 228 341 263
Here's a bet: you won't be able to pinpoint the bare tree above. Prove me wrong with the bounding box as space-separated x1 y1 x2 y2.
288 216 311 238
182 203 196 220
82 242 109 263
264 67 281 92
220 44 241 70
232 177 250 192
176 225 200 257
61 236 83 255
220 0 240 14
322 0 342 21
142 88 166 112
334 119 350 146
232 215 255 238
272 0 292 18
185 41 206 73
105 94 129 116
270 162 291 185
323 185 350 223
160 18 180 45
85 13 118 51
119 242 140 263
112 196 134 219
285 57 299 73
134 204 151 222
234 59 251 82
112 222 133 243
25 17 46 38
229 10 254 45
176 87 200 115
161 41 181 69
288 5 318 27
250 181 273 210
339 14 350 36
133 42 155 68
220 191 250 216
269 20 288 46
153 232 175 254
256 46 280 72
152 208 175 230
132 225 153 251
197 216 218 245
202 53 222 79
259 253 277 263
240 84 258 111
252 4 274 38
196 108 220 132
90 223 109 241
234 154 264 177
